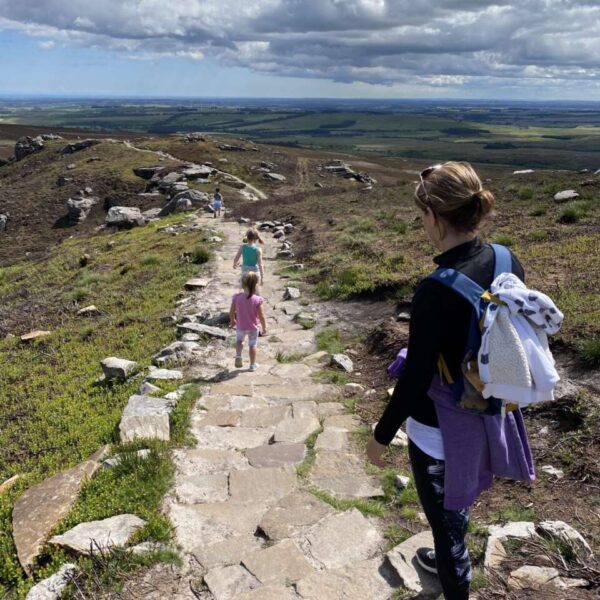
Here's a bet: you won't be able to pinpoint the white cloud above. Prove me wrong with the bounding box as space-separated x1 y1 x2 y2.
37 40 55 49
0 1 599 93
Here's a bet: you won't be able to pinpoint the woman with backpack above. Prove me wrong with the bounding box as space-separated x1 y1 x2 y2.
367 162 536 600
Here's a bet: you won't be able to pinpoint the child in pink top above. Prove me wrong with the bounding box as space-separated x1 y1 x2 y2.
229 272 267 371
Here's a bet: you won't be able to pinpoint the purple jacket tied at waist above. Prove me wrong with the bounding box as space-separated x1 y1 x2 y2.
386 347 535 510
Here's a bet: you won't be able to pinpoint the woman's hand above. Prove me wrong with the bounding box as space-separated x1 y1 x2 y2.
366 436 386 468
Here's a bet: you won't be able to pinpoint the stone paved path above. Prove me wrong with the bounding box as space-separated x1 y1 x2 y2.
160 215 407 599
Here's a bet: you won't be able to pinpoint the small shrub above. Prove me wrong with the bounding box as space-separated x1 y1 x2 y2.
191 245 211 265
316 328 345 354
141 255 161 266
528 230 548 242
518 186 534 200
578 338 600 368
492 234 515 247
529 206 547 216
558 206 580 224
314 368 348 385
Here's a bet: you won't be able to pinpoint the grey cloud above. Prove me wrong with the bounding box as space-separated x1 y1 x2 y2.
0 0 599 91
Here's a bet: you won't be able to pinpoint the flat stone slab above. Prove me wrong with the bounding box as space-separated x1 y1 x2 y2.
269 363 312 379
292 401 318 419
309 451 384 498
193 426 273 450
184 277 210 289
204 564 259 600
49 514 146 555
488 521 536 541
258 491 335 541
243 539 313 585
317 402 346 418
296 557 399 600
174 473 229 504
101 357 138 381
119 395 173 442
192 501 270 536
236 585 300 600
25 563 79 600
273 416 320 444
145 367 183 381
229 466 298 504
240 406 290 428
12 447 106 573
314 429 348 451
193 534 264 570
300 509 382 569
322 414 361 432
167 503 232 553
173 448 248 476
177 322 228 340
246 443 307 468
386 530 443 596
194 409 241 427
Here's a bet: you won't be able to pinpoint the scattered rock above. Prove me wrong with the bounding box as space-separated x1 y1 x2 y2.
277 249 295 259
513 169 535 174
138 381 161 395
508 565 559 590
158 195 193 216
105 206 145 228
49 514 145 555
177 322 228 340
152 341 200 366
15 136 44 161
488 521 536 541
330 353 353 373
541 465 564 479
77 304 101 317
119 395 174 442
66 163 76 170
264 172 286 182
101 357 138 381
25 563 79 600
396 311 411 322
483 536 507 570
554 189 579 203
12 447 108 572
60 139 101 154
20 330 51 342
386 530 443 596
184 277 210 289
133 166 163 180
283 287 301 300
536 520 593 557
182 165 213 179
395 475 411 490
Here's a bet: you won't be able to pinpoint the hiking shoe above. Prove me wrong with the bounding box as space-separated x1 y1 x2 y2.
416 548 438 575
234 355 243 368
249 363 259 371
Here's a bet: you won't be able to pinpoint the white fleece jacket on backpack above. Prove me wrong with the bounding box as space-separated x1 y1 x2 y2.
478 273 564 407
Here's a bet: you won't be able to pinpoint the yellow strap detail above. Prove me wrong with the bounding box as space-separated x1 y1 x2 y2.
437 355 454 385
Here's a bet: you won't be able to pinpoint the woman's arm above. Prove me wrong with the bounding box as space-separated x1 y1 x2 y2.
233 247 242 269
373 281 445 445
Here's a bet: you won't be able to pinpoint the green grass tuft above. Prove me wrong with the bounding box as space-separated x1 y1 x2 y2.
577 338 600 368
316 328 346 354
191 245 211 264
310 488 387 517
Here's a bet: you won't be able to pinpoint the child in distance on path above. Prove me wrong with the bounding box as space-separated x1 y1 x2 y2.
233 228 265 285
229 272 267 371
212 188 224 218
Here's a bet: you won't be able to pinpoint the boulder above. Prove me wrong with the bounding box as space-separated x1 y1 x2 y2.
277 250 295 259
554 189 579 203
100 357 138 381
0 214 7 232
15 136 45 161
25 563 79 600
59 139 101 154
142 207 162 220
264 172 286 182
158 196 193 216
331 354 353 373
183 165 214 179
12 447 108 573
133 166 163 180
20 330 51 342
536 520 593 557
508 565 560 590
77 305 100 317
283 287 301 300
171 188 210 207
66 197 98 224
49 514 145 554
119 394 174 442
540 465 564 479
105 206 145 228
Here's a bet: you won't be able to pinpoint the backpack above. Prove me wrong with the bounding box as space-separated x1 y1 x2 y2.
426 243 513 416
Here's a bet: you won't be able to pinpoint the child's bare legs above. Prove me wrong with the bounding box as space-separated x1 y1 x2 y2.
249 346 257 365
248 331 259 370
235 336 244 368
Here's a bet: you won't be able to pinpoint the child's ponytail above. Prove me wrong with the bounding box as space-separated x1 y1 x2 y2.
242 272 259 298
245 228 264 245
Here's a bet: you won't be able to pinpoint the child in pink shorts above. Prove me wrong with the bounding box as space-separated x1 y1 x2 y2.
229 272 267 371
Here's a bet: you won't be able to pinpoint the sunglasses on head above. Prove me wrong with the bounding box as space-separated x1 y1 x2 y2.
419 163 442 204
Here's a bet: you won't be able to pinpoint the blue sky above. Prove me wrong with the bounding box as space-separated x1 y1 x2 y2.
1 1 599 100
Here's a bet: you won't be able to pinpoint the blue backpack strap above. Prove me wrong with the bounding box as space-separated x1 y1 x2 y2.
428 267 485 308
490 244 512 279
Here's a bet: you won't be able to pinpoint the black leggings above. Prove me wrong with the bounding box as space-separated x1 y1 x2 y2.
408 441 472 600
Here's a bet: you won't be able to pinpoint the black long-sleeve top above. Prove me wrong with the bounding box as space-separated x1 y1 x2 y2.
374 238 524 446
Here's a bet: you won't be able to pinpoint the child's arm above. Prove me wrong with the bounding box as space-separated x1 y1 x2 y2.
233 246 242 269
257 247 265 282
229 300 237 328
257 303 267 335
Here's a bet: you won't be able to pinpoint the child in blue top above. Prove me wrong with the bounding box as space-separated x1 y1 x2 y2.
212 188 224 218
233 228 265 285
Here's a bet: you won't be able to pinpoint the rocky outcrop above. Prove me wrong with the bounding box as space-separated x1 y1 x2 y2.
15 136 45 161
105 206 145 228
158 195 193 216
25 563 79 600
101 357 139 381
59 139 101 155
133 166 163 180
119 394 176 442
